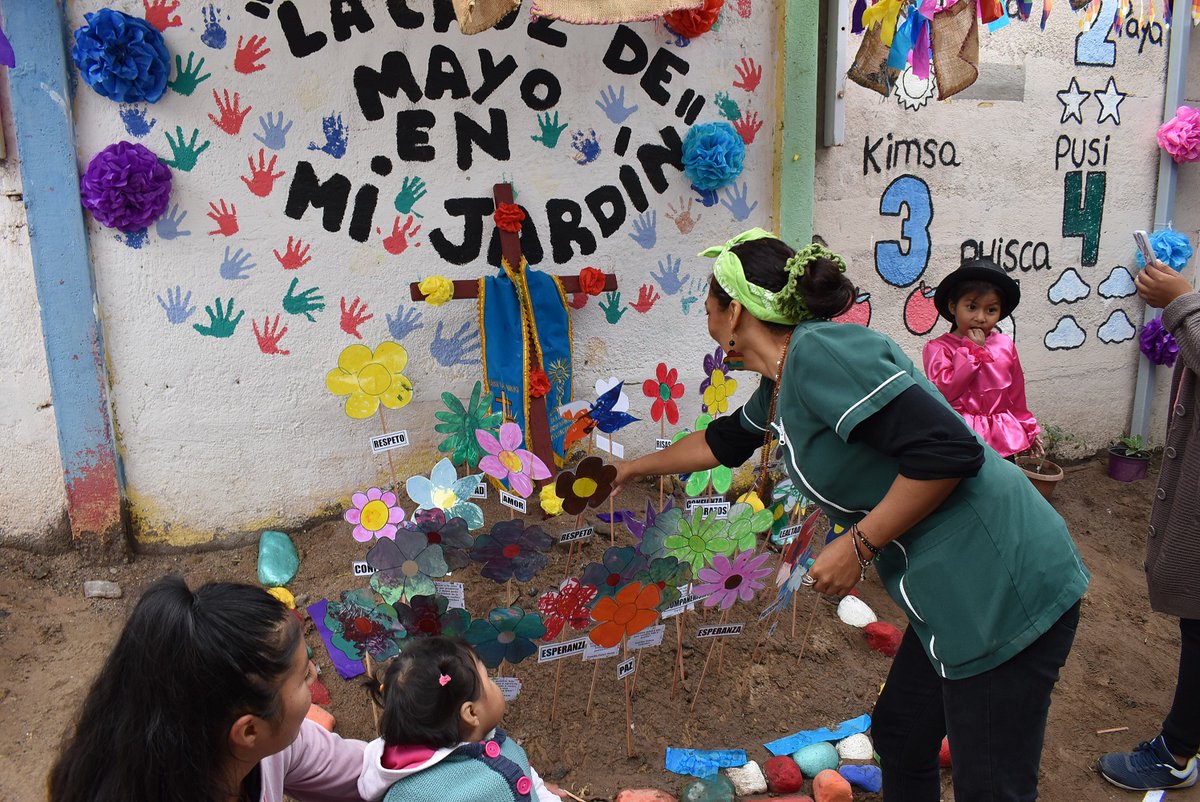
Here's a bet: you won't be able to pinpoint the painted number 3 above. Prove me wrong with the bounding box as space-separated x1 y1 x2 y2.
875 175 933 288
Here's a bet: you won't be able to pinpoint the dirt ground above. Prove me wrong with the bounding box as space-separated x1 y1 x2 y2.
4 457 1200 801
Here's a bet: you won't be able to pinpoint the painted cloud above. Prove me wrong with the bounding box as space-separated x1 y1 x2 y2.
1098 266 1137 299
1098 310 1137 344
1047 269 1090 304
1044 316 1086 350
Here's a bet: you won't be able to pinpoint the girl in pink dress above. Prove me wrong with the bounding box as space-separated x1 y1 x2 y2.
923 258 1041 459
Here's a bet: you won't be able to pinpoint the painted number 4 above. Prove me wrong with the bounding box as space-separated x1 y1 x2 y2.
1063 171 1106 267
875 175 933 288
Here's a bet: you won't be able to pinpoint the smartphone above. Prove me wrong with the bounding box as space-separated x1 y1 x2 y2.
1134 230 1157 266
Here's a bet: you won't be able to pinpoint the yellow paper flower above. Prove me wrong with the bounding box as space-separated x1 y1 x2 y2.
702 369 737 414
540 483 564 516
736 490 764 513
267 587 296 608
419 275 455 306
325 342 414 419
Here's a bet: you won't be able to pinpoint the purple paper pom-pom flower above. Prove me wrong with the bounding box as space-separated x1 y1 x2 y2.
1140 317 1179 367
72 9 170 103
682 122 746 191
80 142 172 232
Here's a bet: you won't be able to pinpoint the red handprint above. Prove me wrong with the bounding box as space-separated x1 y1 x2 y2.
206 200 239 236
274 236 312 269
142 0 182 31
380 215 421 255
733 111 763 145
569 292 589 310
630 284 661 314
240 149 286 198
253 315 290 355
339 297 374 339
234 35 271 74
737 0 752 18
733 57 762 92
208 89 252 135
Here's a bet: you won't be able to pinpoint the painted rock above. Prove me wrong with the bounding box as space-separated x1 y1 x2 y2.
723 761 767 796
304 703 334 732
839 764 882 793
812 769 853 802
267 586 296 608
836 733 874 761
257 530 299 587
939 736 952 768
792 742 839 777
83 580 122 599
764 755 804 793
309 676 331 705
680 775 735 802
836 594 877 628
615 790 677 802
864 621 903 657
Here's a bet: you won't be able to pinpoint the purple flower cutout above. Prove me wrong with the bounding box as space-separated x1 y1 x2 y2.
580 545 648 602
470 519 553 583
80 141 172 231
406 509 474 571
393 593 470 641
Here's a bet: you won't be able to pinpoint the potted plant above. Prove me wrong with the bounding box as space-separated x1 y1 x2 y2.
1108 434 1152 482
1015 424 1074 501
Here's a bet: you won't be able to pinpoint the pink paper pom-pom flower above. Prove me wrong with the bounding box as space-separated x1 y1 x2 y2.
1157 106 1200 163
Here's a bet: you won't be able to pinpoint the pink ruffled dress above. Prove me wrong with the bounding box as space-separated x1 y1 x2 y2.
922 331 1040 458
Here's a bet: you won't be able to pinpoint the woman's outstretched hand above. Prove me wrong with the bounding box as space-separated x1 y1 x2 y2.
611 460 642 497
805 531 863 597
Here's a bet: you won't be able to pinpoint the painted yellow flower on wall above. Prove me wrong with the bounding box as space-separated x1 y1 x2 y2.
325 341 414 419
701 369 737 414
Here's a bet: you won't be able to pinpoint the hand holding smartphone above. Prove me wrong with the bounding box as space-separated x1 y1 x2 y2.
1134 230 1158 267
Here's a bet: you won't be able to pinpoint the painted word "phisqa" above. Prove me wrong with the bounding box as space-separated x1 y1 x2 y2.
960 239 1052 272
696 623 744 638
863 134 961 175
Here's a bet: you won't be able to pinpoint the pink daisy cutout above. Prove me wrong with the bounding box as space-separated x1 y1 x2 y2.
344 487 405 542
475 422 550 499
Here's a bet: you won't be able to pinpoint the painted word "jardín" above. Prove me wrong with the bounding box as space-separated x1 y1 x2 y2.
863 134 961 175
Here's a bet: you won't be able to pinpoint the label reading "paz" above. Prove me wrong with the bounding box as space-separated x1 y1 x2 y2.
617 656 636 680
370 430 409 453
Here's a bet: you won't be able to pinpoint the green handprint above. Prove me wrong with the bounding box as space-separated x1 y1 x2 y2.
192 297 243 338
598 290 626 325
283 277 325 322
530 111 568 149
168 52 211 97
393 176 427 217
714 91 741 122
162 127 210 172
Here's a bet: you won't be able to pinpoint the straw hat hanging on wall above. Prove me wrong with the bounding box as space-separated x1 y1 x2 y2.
527 0 705 25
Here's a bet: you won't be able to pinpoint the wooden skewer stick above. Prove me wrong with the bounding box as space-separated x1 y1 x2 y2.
622 636 635 758
607 433 616 545
689 609 727 713
1096 726 1130 735
556 787 588 802
363 653 380 731
796 593 821 664
585 658 601 716
658 418 666 508
377 408 400 494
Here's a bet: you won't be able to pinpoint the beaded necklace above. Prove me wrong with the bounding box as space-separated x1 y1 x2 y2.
751 330 792 503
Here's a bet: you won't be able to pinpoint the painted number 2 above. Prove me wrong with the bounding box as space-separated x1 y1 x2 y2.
875 174 933 288
1075 0 1118 66
1062 170 1106 267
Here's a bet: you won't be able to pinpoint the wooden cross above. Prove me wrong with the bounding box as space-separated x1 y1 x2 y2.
409 183 617 477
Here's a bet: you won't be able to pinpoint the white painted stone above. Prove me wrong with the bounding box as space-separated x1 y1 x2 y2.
722 760 767 796
836 732 875 761
837 595 877 628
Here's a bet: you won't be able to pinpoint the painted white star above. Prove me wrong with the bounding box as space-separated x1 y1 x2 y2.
1095 77 1126 125
1057 78 1090 124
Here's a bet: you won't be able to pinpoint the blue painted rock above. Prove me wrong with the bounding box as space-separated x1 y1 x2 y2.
840 764 882 793
257 530 299 587
680 775 734 802
792 742 839 777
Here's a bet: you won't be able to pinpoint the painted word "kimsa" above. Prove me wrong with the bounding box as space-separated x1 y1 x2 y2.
863 134 961 175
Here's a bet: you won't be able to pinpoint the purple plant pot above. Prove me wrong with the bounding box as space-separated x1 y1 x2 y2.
1108 448 1150 482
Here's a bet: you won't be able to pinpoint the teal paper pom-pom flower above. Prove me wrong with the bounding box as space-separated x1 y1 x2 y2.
682 121 746 191
1137 228 1194 271
72 9 170 103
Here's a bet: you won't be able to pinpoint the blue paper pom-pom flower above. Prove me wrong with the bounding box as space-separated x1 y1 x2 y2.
682 122 746 191
1136 228 1194 271
71 9 170 104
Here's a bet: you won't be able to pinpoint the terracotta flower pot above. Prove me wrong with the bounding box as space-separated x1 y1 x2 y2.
1016 457 1063 501
1107 447 1150 482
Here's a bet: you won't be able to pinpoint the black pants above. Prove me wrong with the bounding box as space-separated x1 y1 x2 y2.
872 601 1080 801
1162 617 1200 757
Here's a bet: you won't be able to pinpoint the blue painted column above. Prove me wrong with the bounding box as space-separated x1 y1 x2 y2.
3 0 126 560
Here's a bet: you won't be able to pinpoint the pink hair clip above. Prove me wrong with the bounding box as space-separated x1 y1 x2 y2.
438 673 451 687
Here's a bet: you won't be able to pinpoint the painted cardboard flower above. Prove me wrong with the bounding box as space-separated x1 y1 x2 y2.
553 456 618 516
664 506 735 572
770 478 809 544
635 556 692 610
702 368 738 414
477 422 551 498
626 498 683 561
406 458 485 530
405 509 474 570
466 606 547 668
344 487 405 542
643 362 685 425
698 346 725 397
536 578 598 640
695 550 774 610
393 593 470 641
673 415 733 496
324 588 404 662
470 520 553 583
435 381 503 469
326 342 414 419
581 546 649 601
589 582 661 649
725 502 775 552
367 530 449 605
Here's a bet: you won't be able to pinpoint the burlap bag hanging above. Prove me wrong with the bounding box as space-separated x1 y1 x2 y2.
847 18 897 97
528 0 704 24
452 0 521 34
930 0 978 99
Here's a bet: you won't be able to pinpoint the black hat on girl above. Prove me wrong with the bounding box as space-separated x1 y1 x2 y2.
932 257 1021 323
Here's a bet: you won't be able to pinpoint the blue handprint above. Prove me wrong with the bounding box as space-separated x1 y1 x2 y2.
254 111 293 151
681 276 708 314
720 182 759 222
119 104 156 138
431 320 481 367
114 228 148 249
628 210 657 250
651 254 691 296
308 113 348 159
571 129 601 165
157 286 196 325
219 246 256 280
386 304 425 341
595 85 638 124
155 205 191 240
693 184 720 208
200 4 227 49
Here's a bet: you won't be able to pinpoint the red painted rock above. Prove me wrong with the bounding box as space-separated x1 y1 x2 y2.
939 736 952 768
812 769 853 802
615 790 677 802
742 796 813 802
764 755 804 793
864 621 904 657
309 676 331 705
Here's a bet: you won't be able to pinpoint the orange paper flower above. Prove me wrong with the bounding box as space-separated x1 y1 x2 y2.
588 581 661 648
493 202 525 233
664 0 723 39
530 368 550 398
578 266 606 296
